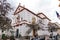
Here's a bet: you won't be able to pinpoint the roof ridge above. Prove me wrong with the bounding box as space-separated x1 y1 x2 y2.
37 13 51 21
14 3 51 21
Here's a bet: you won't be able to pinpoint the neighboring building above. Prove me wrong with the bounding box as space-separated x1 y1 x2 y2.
55 22 60 35
48 22 60 36
11 3 51 36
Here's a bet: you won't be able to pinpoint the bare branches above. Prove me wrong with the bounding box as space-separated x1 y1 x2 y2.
0 0 13 32
0 15 12 31
0 0 13 16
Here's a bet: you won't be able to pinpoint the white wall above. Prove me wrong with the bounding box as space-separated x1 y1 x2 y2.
7 9 50 36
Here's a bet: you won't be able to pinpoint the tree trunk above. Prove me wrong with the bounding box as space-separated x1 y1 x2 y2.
32 29 36 37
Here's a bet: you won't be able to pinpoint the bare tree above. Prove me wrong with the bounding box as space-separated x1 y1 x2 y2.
0 0 12 16
0 0 13 32
25 17 44 37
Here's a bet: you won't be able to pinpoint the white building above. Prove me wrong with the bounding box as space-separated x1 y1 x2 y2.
11 4 51 36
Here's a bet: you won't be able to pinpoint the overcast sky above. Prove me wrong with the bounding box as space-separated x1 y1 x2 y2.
8 0 60 24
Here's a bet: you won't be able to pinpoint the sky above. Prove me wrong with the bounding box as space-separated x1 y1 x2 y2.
8 0 60 24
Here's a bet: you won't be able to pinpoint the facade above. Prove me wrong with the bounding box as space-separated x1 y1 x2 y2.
11 4 51 36
55 22 60 35
37 13 51 36
48 22 60 36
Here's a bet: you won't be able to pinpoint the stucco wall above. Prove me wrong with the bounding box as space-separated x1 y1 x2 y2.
7 9 50 36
